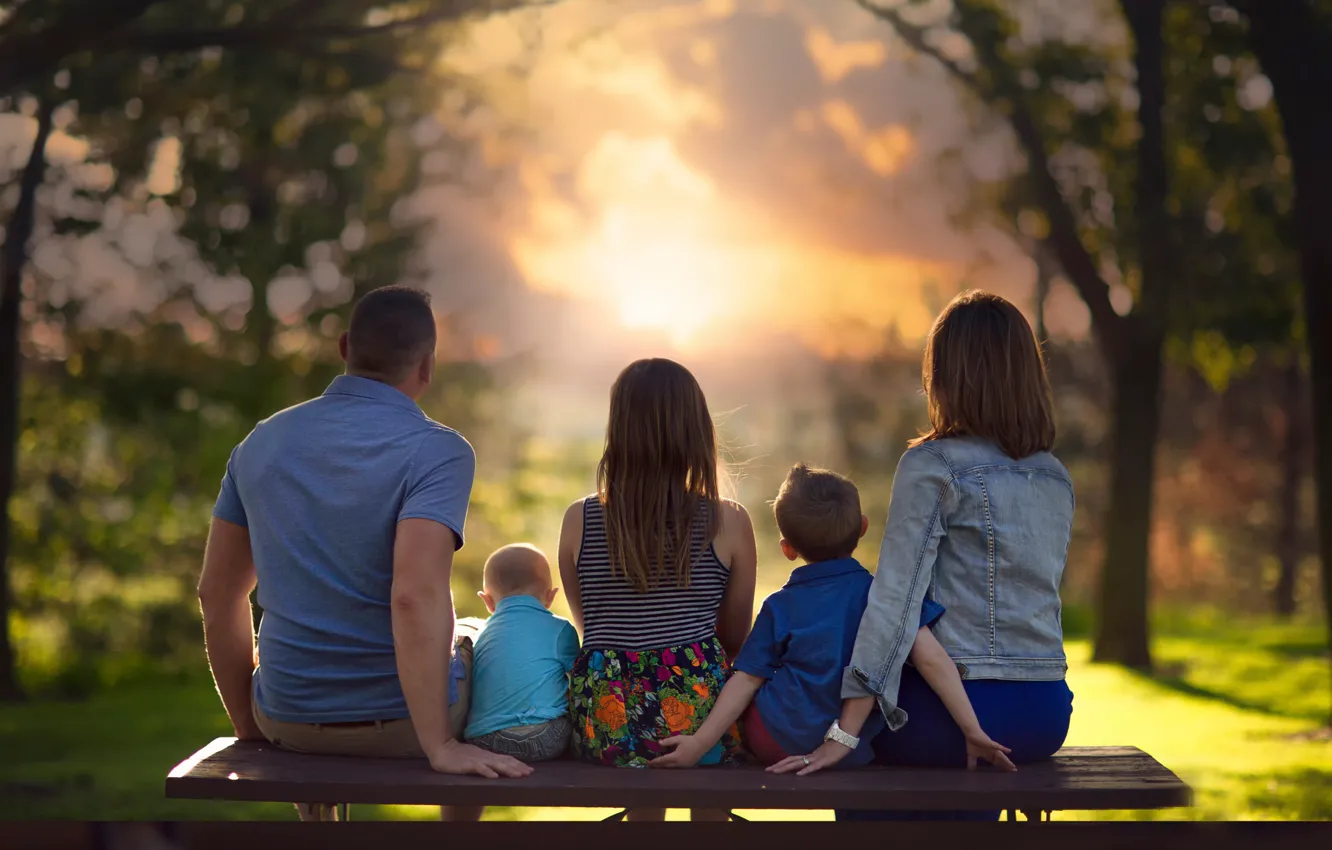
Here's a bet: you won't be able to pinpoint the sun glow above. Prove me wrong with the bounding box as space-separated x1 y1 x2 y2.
590 210 731 345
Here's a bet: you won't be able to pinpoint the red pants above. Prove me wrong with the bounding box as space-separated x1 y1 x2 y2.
741 702 789 766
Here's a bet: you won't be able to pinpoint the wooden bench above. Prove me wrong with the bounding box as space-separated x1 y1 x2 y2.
166 738 1190 822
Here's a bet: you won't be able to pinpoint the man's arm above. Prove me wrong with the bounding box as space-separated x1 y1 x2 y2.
392 518 531 778
198 517 263 741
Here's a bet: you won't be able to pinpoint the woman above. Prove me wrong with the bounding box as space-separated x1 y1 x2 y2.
558 358 757 821
774 291 1075 821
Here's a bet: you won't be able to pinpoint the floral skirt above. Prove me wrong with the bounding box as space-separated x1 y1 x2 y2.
569 635 744 768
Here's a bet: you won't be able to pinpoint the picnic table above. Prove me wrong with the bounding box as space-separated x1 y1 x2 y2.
166 738 1191 822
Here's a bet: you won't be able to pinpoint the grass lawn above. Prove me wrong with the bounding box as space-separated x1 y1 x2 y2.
1 615 1328 822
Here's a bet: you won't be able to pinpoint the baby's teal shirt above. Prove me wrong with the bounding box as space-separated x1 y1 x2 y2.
464 595 580 739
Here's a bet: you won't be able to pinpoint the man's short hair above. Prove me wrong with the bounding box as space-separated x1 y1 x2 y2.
773 463 862 563
345 286 437 383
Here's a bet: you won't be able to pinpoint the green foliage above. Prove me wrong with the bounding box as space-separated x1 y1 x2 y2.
882 0 1303 384
0 0 540 693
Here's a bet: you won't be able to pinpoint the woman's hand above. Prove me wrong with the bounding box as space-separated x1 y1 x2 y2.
964 729 1016 771
766 739 853 776
649 735 708 768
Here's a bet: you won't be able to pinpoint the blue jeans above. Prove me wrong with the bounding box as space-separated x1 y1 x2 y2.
836 665 1074 821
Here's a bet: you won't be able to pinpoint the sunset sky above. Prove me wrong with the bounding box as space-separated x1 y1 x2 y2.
425 0 1096 362
405 0 1103 441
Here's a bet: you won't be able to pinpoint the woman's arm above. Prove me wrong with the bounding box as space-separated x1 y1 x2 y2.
766 694 875 775
909 628 1014 771
840 447 956 729
650 672 764 768
714 499 757 661
557 499 585 635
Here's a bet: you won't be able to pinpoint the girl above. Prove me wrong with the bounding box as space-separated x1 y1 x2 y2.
558 358 757 822
774 291 1075 822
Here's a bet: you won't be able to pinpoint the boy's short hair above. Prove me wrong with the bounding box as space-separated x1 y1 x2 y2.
773 463 862 563
484 543 550 598
346 285 437 383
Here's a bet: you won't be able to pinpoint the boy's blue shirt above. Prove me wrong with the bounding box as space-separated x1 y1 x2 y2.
464 595 580 740
732 557 945 767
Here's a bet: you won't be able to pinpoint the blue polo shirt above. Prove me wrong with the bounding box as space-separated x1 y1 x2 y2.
732 557 945 768
464 596 580 740
213 374 476 724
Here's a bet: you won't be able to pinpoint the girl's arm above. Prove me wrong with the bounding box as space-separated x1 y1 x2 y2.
650 672 764 768
714 500 757 661
909 628 1015 771
556 499 585 635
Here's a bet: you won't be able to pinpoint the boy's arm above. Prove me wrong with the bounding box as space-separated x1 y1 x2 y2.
907 627 1015 771
650 672 764 767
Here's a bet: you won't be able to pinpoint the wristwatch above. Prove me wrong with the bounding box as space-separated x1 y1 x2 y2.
824 720 860 750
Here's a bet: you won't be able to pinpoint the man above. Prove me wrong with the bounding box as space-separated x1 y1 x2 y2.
197 286 531 819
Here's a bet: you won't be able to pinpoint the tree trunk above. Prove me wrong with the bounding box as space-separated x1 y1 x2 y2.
0 101 55 702
1092 324 1164 669
1240 0 1332 725
1091 0 1171 670
1273 359 1306 619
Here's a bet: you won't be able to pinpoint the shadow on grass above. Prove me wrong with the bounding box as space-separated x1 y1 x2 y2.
1130 669 1326 726
1243 769 1332 821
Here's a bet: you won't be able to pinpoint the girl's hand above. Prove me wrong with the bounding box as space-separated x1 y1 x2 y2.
649 735 708 768
767 739 853 776
964 729 1016 771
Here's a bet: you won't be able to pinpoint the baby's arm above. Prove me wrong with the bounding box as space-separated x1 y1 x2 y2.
650 672 764 768
908 627 1015 770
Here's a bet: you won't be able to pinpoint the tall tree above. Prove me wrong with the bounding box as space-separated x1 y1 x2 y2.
854 0 1174 667
1230 0 1332 722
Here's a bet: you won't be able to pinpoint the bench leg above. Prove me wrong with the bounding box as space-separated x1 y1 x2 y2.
602 810 628 823
295 803 338 822
728 811 748 822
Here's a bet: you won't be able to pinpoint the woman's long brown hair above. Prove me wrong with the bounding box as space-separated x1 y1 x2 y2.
596 358 721 592
911 290 1056 459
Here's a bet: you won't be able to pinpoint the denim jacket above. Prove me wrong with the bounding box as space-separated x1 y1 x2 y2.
841 436 1074 731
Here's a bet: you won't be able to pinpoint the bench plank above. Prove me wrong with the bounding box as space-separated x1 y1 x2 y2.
166 739 1190 813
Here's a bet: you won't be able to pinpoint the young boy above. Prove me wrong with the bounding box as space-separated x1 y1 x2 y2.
651 463 1010 771
463 543 580 762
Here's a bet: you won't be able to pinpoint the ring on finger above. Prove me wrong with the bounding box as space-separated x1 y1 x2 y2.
801 756 810 766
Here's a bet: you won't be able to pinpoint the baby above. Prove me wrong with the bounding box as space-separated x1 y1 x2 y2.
462 543 580 762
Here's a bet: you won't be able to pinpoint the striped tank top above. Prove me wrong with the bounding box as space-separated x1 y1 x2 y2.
576 495 729 651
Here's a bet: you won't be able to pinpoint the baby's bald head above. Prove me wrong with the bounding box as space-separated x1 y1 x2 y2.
481 543 553 606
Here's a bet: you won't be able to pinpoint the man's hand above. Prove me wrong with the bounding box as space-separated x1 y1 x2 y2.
964 728 1016 771
233 713 266 742
767 738 854 776
428 740 533 779
649 734 708 768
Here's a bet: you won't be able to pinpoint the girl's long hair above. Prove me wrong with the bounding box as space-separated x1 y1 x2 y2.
911 289 1056 459
596 358 720 592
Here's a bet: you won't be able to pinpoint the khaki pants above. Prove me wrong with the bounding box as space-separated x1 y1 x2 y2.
252 628 475 759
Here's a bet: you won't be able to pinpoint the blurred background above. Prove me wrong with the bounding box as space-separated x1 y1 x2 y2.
0 0 1328 822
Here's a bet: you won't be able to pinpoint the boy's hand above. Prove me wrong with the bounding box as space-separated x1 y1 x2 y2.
649 735 708 768
964 729 1016 772
429 739 534 778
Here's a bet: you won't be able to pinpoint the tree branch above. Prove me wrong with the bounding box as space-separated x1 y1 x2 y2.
0 0 549 95
1118 0 1171 335
107 0 553 53
856 0 1125 354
